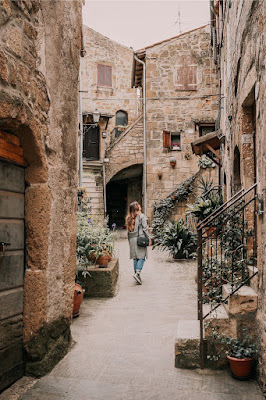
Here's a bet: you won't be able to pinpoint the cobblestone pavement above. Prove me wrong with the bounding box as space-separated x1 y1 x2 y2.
2 239 264 400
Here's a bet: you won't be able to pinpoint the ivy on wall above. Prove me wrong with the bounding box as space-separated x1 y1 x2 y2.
152 172 199 237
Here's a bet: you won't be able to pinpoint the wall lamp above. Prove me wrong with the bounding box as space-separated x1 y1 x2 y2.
92 109 100 123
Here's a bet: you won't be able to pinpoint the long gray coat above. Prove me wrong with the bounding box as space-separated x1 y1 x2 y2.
128 213 150 260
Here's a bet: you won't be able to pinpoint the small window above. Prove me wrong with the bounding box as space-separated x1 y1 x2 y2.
97 64 112 87
197 124 215 137
163 130 181 150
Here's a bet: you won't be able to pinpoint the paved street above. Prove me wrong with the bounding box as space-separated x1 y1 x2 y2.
3 239 264 400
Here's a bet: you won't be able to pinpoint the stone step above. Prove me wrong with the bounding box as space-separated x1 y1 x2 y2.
248 265 259 293
222 284 258 315
203 304 237 338
175 320 200 369
89 197 103 204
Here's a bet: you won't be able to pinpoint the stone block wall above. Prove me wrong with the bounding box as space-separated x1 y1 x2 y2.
0 0 82 376
213 0 266 388
81 26 139 160
143 26 218 219
105 116 144 183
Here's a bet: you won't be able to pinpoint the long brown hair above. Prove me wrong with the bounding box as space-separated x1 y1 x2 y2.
125 201 140 232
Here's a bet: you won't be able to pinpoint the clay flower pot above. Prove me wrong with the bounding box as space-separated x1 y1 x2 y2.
96 255 109 268
226 355 254 379
73 283 84 318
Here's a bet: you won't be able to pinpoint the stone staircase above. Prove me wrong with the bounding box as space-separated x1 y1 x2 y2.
175 280 258 369
175 184 259 370
82 161 104 221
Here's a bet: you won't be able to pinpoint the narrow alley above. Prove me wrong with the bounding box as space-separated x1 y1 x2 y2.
4 239 263 400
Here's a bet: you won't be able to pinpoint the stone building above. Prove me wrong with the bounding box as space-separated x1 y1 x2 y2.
82 25 219 226
191 0 265 388
0 0 82 390
80 26 140 224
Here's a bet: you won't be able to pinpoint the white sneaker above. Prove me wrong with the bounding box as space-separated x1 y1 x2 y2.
133 273 142 284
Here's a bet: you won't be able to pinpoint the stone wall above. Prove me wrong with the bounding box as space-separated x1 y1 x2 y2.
142 25 218 219
105 116 144 183
213 0 266 388
0 0 82 375
81 26 139 160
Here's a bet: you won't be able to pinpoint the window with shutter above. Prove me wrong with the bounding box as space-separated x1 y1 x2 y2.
163 130 171 148
97 64 112 87
175 56 197 91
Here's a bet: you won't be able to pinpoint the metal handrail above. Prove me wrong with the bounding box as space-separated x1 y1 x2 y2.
197 183 256 229
197 183 258 369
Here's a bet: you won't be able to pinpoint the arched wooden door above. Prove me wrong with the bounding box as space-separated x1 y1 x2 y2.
0 156 25 390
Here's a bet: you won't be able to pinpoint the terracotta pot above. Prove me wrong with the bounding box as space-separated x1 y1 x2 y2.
96 255 109 268
87 244 97 262
73 283 84 318
226 355 254 378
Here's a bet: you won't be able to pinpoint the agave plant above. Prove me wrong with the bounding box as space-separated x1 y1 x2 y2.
187 178 223 222
153 220 197 259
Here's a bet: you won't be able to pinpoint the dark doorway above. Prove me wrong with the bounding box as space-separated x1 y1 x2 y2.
83 124 100 160
106 181 128 227
233 146 241 194
106 165 143 228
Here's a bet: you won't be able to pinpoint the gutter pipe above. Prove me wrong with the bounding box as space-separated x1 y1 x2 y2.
134 55 147 216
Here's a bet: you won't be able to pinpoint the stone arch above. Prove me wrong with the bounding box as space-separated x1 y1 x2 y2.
106 160 143 184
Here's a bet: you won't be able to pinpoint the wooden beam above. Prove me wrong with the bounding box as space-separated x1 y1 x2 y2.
205 144 222 160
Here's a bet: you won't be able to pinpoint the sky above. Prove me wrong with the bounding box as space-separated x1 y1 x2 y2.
82 0 210 50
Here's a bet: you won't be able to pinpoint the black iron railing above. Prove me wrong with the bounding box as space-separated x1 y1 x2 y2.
197 183 258 368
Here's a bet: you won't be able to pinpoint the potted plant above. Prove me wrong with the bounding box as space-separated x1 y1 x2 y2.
153 219 197 260
208 328 256 379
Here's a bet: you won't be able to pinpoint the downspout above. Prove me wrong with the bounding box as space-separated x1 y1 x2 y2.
79 28 86 187
134 55 147 216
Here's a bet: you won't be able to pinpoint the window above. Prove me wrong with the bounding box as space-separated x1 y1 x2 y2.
163 130 181 150
115 110 128 138
97 64 112 87
175 56 197 91
197 124 215 137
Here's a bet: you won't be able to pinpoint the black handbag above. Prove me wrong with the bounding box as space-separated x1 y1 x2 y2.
137 221 149 247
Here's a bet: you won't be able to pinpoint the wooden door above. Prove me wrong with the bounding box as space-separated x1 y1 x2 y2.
0 160 25 392
83 125 100 160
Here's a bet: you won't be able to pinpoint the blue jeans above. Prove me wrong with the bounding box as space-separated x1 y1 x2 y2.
134 258 145 273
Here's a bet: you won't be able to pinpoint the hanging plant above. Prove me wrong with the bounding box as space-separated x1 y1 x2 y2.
198 155 216 169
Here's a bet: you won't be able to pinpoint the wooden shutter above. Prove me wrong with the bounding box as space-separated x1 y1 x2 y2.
105 66 112 86
163 130 171 148
98 64 105 86
176 56 197 91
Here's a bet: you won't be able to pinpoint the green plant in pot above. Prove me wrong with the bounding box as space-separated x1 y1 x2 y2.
153 219 197 259
208 327 256 379
187 178 223 223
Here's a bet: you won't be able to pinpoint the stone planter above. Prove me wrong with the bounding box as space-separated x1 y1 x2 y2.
78 258 119 298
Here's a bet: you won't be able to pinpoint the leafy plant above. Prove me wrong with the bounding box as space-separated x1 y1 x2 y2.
153 219 197 259
198 155 216 169
152 173 198 239
187 179 223 223
76 197 117 269
207 327 256 360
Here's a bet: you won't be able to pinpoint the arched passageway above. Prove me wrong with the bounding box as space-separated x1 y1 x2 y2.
106 164 143 227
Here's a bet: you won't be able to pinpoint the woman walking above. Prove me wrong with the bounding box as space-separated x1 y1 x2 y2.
126 201 150 285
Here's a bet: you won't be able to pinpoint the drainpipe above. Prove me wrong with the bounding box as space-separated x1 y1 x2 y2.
134 55 147 216
78 66 83 188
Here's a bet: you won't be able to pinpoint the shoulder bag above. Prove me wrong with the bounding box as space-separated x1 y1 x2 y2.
137 218 149 247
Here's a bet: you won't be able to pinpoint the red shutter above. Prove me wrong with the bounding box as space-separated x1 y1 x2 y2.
105 66 112 86
98 64 105 85
163 130 171 148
